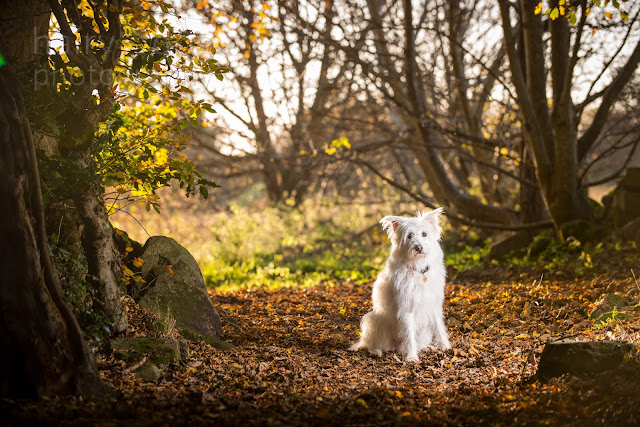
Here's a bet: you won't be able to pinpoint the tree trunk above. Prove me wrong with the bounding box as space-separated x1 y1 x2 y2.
1 0 127 333
0 66 105 398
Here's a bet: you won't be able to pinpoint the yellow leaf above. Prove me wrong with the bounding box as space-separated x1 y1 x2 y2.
356 398 368 408
585 7 591 16
500 147 509 156
395 390 403 398
559 6 565 15
605 11 612 19
592 28 597 35
534 2 542 15
132 257 145 268
125 246 133 252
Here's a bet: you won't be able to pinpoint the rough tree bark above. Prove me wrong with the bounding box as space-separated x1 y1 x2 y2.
1 0 127 333
0 66 105 398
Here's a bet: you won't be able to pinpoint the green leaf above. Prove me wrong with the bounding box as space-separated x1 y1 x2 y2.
550 7 559 20
570 13 577 25
131 53 146 75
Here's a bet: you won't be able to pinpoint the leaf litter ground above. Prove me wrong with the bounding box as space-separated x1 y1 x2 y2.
3 244 640 425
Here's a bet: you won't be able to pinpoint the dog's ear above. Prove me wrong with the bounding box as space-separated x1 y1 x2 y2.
422 208 444 239
380 215 404 237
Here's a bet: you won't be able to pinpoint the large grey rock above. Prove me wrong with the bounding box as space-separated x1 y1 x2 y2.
536 340 637 380
487 230 535 261
138 236 222 338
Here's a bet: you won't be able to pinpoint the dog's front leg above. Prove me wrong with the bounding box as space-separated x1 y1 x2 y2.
399 311 419 362
434 310 452 350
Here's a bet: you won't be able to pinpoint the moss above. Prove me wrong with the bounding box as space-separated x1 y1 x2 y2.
178 327 235 350
112 337 181 365
134 361 162 383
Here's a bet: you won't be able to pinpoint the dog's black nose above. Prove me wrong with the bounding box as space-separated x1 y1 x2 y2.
415 245 424 253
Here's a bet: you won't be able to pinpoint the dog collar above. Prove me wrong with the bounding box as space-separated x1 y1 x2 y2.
411 265 429 275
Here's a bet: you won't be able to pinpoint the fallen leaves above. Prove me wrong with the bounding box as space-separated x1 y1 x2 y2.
3 246 640 425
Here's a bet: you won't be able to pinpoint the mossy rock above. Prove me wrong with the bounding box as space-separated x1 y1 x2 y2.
137 236 222 339
178 327 236 350
112 337 181 366
134 361 162 383
527 232 553 258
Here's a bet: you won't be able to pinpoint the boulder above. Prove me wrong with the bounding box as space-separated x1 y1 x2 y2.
536 339 637 380
112 337 181 366
487 230 535 261
134 361 162 383
619 218 640 244
137 236 222 338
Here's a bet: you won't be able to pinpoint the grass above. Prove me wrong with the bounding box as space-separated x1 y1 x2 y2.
110 190 413 291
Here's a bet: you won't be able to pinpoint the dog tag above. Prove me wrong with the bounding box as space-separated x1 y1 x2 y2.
422 275 428 283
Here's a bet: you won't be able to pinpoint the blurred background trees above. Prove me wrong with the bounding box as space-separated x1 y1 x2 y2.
177 0 640 229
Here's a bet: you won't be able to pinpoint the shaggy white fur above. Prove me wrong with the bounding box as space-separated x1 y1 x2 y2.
350 208 451 362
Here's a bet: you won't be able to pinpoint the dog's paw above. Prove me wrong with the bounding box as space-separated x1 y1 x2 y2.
348 343 360 352
434 340 451 351
404 354 419 363
369 349 383 357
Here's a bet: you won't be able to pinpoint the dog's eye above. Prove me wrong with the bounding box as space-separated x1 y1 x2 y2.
422 231 427 237
407 233 414 239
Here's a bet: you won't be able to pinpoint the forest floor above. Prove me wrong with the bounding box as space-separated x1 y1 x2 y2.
3 244 640 426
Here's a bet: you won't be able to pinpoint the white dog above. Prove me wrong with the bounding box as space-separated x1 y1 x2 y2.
350 209 451 362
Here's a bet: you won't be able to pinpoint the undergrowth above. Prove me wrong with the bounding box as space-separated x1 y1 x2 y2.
112 190 638 291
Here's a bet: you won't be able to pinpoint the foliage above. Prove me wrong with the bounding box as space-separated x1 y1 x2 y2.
199 200 389 291
445 244 490 274
48 234 114 345
592 306 634 329
536 0 630 28
98 106 218 215
42 0 224 213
